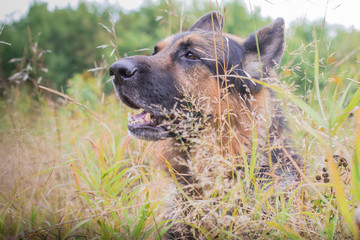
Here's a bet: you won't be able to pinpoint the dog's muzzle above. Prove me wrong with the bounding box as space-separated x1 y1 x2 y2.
110 59 171 141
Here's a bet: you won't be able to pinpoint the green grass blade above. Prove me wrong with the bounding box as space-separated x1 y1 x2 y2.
313 29 327 121
329 82 353 128
131 201 151 239
34 159 76 176
267 221 305 239
353 109 360 204
331 87 360 135
102 160 128 179
63 219 91 239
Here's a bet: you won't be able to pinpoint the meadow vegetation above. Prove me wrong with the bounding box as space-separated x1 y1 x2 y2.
0 0 360 239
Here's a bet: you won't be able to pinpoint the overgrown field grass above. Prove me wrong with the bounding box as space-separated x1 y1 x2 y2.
1 74 172 238
1 9 360 240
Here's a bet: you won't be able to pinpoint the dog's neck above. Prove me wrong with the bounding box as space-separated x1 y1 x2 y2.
154 88 277 186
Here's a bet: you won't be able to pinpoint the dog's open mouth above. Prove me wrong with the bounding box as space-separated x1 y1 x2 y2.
127 110 171 141
122 95 171 141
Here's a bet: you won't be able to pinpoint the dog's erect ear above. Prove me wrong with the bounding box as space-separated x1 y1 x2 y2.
243 18 285 75
190 12 224 32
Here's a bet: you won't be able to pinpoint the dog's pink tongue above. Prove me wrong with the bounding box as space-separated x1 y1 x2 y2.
128 110 152 125
133 111 147 120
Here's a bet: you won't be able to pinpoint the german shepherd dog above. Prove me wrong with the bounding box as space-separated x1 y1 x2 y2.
110 12 301 239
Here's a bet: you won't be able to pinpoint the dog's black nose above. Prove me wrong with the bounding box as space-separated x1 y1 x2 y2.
110 60 137 80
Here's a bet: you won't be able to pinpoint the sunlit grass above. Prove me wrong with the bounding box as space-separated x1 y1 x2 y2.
1 4 360 240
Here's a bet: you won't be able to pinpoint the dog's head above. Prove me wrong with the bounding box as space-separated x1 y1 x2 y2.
110 12 285 141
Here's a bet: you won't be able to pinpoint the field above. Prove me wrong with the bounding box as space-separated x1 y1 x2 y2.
1 1 360 239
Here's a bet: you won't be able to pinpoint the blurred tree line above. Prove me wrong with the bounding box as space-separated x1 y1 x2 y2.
0 0 359 95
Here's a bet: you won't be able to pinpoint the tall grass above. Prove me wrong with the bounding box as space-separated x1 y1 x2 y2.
1 4 360 239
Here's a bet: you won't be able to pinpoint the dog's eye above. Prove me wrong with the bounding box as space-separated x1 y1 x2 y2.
185 51 199 61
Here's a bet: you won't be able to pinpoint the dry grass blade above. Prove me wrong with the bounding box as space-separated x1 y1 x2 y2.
39 85 113 130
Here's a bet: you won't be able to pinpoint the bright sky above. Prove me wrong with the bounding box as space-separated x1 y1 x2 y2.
1 0 359 30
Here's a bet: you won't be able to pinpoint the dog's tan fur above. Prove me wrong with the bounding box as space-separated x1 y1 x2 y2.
110 12 301 239
154 31 278 181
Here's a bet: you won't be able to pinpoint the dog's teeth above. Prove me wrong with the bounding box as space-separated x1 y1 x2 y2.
145 113 151 122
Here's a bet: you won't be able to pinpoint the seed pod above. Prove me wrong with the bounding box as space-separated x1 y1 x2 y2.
315 175 321 181
324 178 330 183
322 167 327 172
343 162 348 168
322 173 329 178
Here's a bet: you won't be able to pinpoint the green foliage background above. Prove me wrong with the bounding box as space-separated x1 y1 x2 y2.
1 0 358 94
